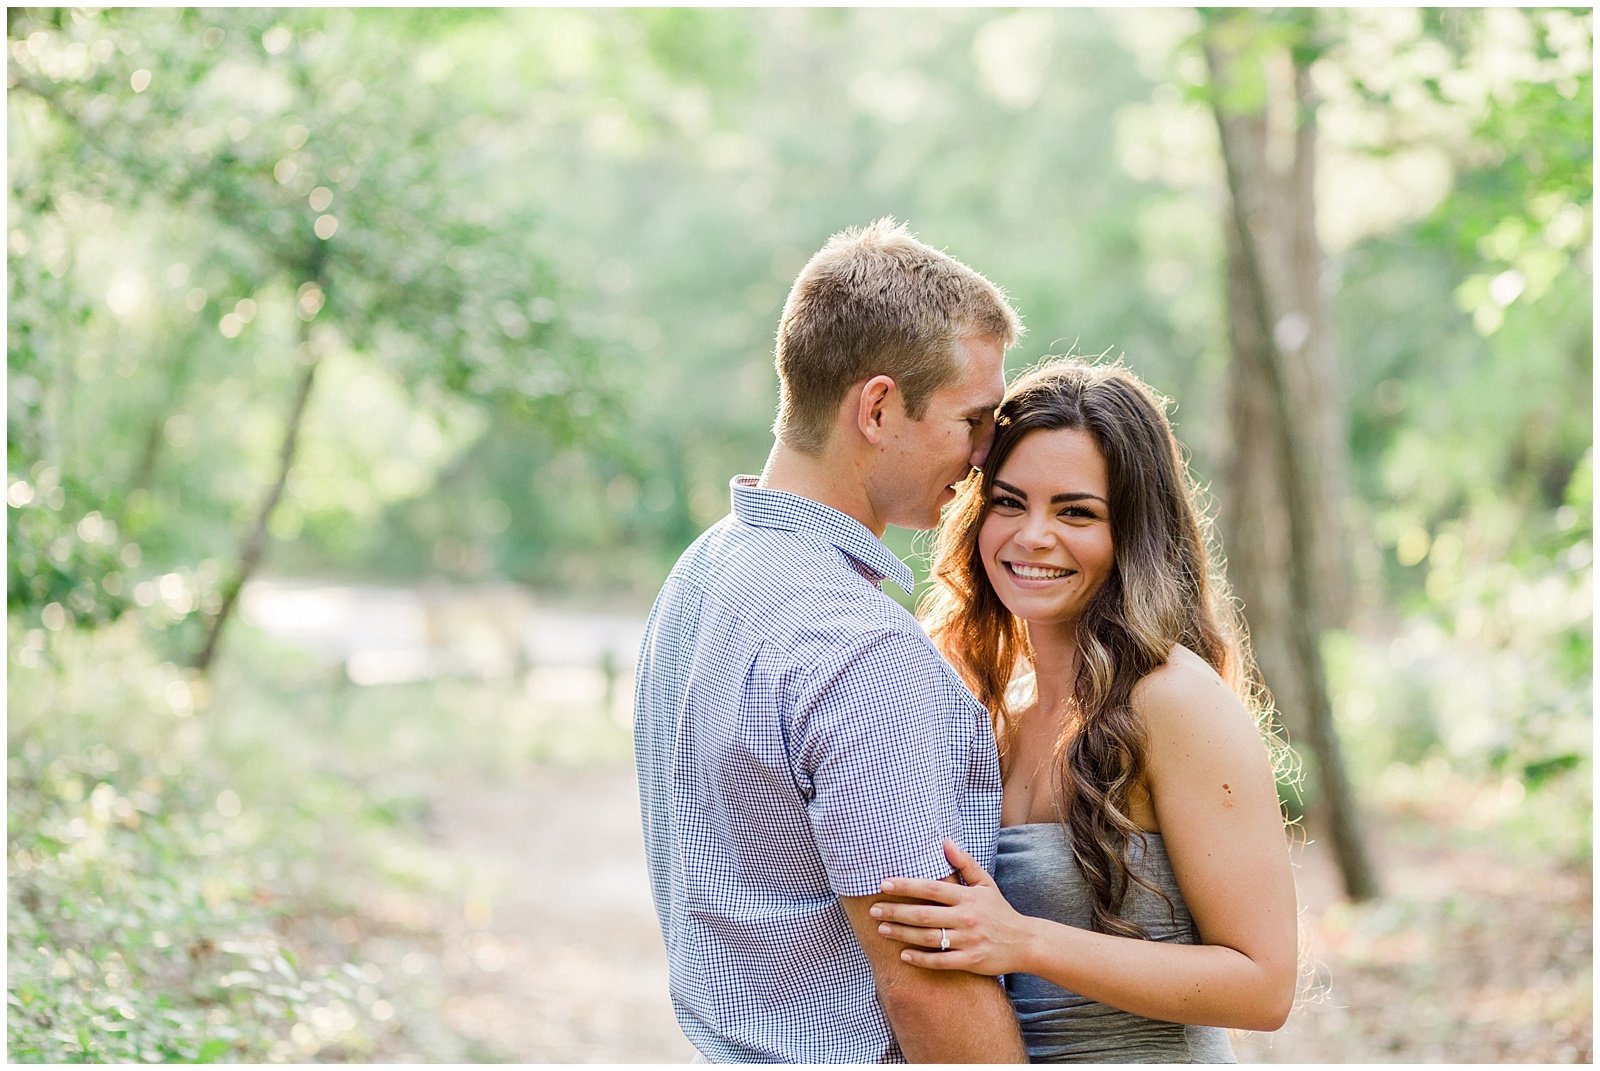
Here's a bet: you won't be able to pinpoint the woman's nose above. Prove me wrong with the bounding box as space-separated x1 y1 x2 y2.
1016 512 1054 549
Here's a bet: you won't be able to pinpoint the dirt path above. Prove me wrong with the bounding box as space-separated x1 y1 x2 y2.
1234 813 1592 1063
405 764 1590 1063
420 765 695 1062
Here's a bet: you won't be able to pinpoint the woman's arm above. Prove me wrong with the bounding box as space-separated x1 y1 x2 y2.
872 650 1297 1031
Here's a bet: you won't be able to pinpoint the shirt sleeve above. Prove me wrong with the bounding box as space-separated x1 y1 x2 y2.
789 626 983 898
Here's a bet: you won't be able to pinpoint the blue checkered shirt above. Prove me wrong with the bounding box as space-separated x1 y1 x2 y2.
634 476 1003 1063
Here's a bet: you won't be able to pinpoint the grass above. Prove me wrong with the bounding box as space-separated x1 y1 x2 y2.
8 627 386 1061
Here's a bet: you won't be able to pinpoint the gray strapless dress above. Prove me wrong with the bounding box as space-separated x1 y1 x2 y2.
994 822 1235 1063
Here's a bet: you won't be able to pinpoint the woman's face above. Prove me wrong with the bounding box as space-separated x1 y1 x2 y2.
977 427 1115 628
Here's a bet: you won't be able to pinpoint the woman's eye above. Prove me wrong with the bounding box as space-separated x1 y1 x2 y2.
1061 506 1098 520
989 495 1023 511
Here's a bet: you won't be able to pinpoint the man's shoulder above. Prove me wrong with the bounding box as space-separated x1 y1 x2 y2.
661 512 810 586
660 515 915 627
768 563 934 672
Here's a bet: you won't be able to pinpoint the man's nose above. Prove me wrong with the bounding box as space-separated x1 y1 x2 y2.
969 423 996 470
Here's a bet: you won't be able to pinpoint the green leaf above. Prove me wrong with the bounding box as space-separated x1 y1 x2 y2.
1523 753 1583 788
196 1037 230 1063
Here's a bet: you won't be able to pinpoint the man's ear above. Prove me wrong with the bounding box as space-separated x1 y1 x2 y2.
855 375 897 445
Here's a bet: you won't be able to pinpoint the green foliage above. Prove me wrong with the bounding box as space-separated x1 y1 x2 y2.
1326 15 1592 811
635 8 757 93
1195 7 1320 113
7 471 134 631
6 629 393 1061
7 7 606 651
7 752 382 1062
392 9 1191 593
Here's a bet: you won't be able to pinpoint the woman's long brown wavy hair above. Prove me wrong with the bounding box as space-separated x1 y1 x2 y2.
922 356 1279 939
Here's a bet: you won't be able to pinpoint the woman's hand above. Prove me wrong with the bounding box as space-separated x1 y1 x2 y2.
873 839 1039 976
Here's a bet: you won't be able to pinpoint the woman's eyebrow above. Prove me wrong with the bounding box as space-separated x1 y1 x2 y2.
991 479 1028 499
992 479 1106 506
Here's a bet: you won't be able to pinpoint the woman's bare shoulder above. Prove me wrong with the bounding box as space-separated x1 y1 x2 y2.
1134 643 1230 701
1132 645 1254 744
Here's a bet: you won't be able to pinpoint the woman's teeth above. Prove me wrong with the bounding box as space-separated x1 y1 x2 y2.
1008 562 1071 580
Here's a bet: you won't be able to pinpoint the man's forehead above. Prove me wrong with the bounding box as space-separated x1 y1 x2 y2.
958 382 1003 412
965 373 1006 412
956 335 1005 393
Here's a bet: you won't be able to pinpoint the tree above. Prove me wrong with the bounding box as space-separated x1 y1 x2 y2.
1198 8 1378 900
8 8 602 669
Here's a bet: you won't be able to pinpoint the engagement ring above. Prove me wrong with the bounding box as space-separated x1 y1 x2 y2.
940 927 950 951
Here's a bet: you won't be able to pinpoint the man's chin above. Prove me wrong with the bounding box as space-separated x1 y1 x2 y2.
884 490 958 532
884 509 942 533
911 507 947 532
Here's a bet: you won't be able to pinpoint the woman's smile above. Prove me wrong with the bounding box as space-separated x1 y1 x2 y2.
1002 560 1076 584
979 426 1115 627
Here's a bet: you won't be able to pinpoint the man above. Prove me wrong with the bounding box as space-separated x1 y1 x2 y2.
635 218 1027 1063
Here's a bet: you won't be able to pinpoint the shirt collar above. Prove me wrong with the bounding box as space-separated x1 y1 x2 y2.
728 475 915 596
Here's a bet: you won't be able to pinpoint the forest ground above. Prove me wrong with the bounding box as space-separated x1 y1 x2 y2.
312 762 1590 1064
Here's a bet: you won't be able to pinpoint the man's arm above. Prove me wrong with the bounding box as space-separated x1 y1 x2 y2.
840 884 1027 1063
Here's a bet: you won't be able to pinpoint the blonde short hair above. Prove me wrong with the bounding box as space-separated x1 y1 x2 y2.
773 218 1023 454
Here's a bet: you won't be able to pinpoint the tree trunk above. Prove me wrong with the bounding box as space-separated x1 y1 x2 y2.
1201 12 1378 901
192 328 320 674
127 339 199 494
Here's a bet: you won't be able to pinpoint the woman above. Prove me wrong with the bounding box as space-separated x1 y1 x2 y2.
872 358 1297 1062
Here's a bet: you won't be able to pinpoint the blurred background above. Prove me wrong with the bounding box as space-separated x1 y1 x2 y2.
7 7 1590 1063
